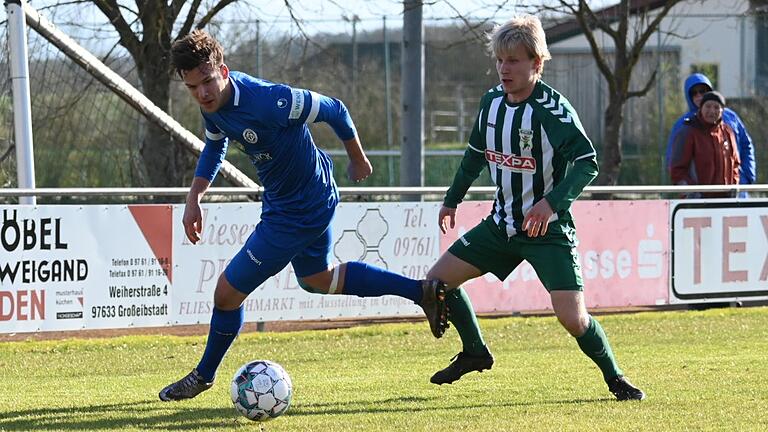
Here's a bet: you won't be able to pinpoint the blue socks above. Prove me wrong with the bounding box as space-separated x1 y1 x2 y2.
196 306 244 382
342 262 422 303
195 263 421 382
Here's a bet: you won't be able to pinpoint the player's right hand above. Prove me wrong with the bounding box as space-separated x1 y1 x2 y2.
438 206 456 234
347 157 373 182
182 200 203 244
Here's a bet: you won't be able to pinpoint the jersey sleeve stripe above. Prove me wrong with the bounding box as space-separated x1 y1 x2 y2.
306 91 321 123
205 129 225 141
467 143 484 153
573 151 596 161
231 78 241 106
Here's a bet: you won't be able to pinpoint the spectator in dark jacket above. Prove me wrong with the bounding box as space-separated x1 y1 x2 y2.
666 73 755 196
670 91 740 198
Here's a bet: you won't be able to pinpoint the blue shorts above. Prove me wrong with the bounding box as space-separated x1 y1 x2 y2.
224 219 333 294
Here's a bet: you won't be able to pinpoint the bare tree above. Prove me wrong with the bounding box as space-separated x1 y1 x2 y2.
444 0 682 185
81 0 238 186
543 0 682 185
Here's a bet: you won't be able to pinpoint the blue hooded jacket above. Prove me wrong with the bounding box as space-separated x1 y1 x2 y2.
665 73 756 184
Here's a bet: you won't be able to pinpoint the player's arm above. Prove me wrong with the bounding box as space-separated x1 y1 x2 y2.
524 146 597 238
438 146 485 234
184 120 228 244
279 86 371 181
544 153 598 212
543 116 599 214
311 93 371 182
340 135 372 182
440 104 487 233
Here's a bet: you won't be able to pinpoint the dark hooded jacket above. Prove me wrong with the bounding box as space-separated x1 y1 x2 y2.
665 73 755 185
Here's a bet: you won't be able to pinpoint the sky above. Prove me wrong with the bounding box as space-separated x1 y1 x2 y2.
10 0 611 49
17 1 531 39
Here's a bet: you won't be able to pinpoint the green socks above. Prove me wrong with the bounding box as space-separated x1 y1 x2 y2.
445 289 624 381
445 287 486 355
576 316 623 381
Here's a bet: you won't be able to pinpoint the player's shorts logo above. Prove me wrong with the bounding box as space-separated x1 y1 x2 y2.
485 149 536 173
242 128 258 144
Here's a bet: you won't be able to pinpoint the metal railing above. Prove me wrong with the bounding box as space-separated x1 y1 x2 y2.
1 184 767 199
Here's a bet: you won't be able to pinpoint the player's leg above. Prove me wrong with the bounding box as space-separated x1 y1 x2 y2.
159 223 295 401
294 227 448 337
429 217 517 385
193 274 248 383
530 240 645 401
427 251 496 385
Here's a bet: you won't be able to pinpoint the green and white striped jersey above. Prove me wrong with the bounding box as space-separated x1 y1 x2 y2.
444 80 598 237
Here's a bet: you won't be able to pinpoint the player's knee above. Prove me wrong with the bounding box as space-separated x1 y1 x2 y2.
560 315 589 337
297 267 339 295
557 314 589 337
297 278 321 294
213 273 246 310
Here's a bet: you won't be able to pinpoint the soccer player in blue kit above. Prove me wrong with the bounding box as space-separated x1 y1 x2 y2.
159 30 447 401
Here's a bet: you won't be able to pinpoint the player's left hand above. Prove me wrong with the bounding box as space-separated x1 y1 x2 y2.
522 198 554 237
347 158 373 182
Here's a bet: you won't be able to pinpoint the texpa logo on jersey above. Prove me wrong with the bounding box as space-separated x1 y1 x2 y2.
485 149 536 173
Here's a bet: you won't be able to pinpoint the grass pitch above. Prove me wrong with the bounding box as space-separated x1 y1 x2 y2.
1 307 767 431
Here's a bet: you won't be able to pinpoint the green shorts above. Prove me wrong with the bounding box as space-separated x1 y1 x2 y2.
448 216 584 291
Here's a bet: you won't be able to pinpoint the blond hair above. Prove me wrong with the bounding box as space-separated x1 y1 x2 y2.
488 15 551 77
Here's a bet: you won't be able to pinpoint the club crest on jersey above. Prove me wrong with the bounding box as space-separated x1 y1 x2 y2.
519 128 533 150
485 149 536 173
242 128 258 144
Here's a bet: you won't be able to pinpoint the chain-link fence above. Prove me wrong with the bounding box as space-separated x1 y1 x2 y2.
2 4 766 197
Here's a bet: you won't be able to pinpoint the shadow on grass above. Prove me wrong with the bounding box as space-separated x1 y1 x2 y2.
289 395 612 417
0 400 244 431
0 395 614 430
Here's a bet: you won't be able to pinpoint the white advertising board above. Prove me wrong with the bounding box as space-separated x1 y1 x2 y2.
172 202 440 324
0 205 172 333
671 200 768 303
1 202 439 333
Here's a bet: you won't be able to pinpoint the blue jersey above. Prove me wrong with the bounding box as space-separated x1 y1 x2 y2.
194 71 357 228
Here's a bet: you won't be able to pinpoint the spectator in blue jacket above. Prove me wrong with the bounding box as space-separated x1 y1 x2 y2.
666 73 756 196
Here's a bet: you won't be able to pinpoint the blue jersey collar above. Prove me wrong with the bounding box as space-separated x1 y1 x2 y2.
219 75 241 110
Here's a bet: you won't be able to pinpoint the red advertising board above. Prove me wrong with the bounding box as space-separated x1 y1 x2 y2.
439 200 670 313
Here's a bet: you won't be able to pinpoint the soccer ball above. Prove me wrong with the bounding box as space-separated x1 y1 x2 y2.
230 360 293 421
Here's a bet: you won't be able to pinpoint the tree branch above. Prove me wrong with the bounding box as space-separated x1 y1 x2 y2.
0 144 15 165
443 0 500 44
628 1 680 71
579 0 619 40
569 0 616 93
176 0 203 38
627 69 657 99
281 0 312 42
92 0 141 58
195 0 239 30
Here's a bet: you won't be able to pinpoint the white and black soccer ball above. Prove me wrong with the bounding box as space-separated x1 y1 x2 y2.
230 360 293 421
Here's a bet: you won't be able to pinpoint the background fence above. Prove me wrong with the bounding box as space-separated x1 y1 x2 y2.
1 3 767 198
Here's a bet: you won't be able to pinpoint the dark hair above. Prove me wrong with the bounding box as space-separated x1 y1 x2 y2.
700 91 726 107
171 29 224 77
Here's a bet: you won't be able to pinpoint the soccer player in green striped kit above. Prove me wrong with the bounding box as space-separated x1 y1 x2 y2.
427 15 645 401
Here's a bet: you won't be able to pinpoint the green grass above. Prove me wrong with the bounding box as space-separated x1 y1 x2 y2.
1 307 767 431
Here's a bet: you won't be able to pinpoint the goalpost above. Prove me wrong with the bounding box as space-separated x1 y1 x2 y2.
5 0 35 204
